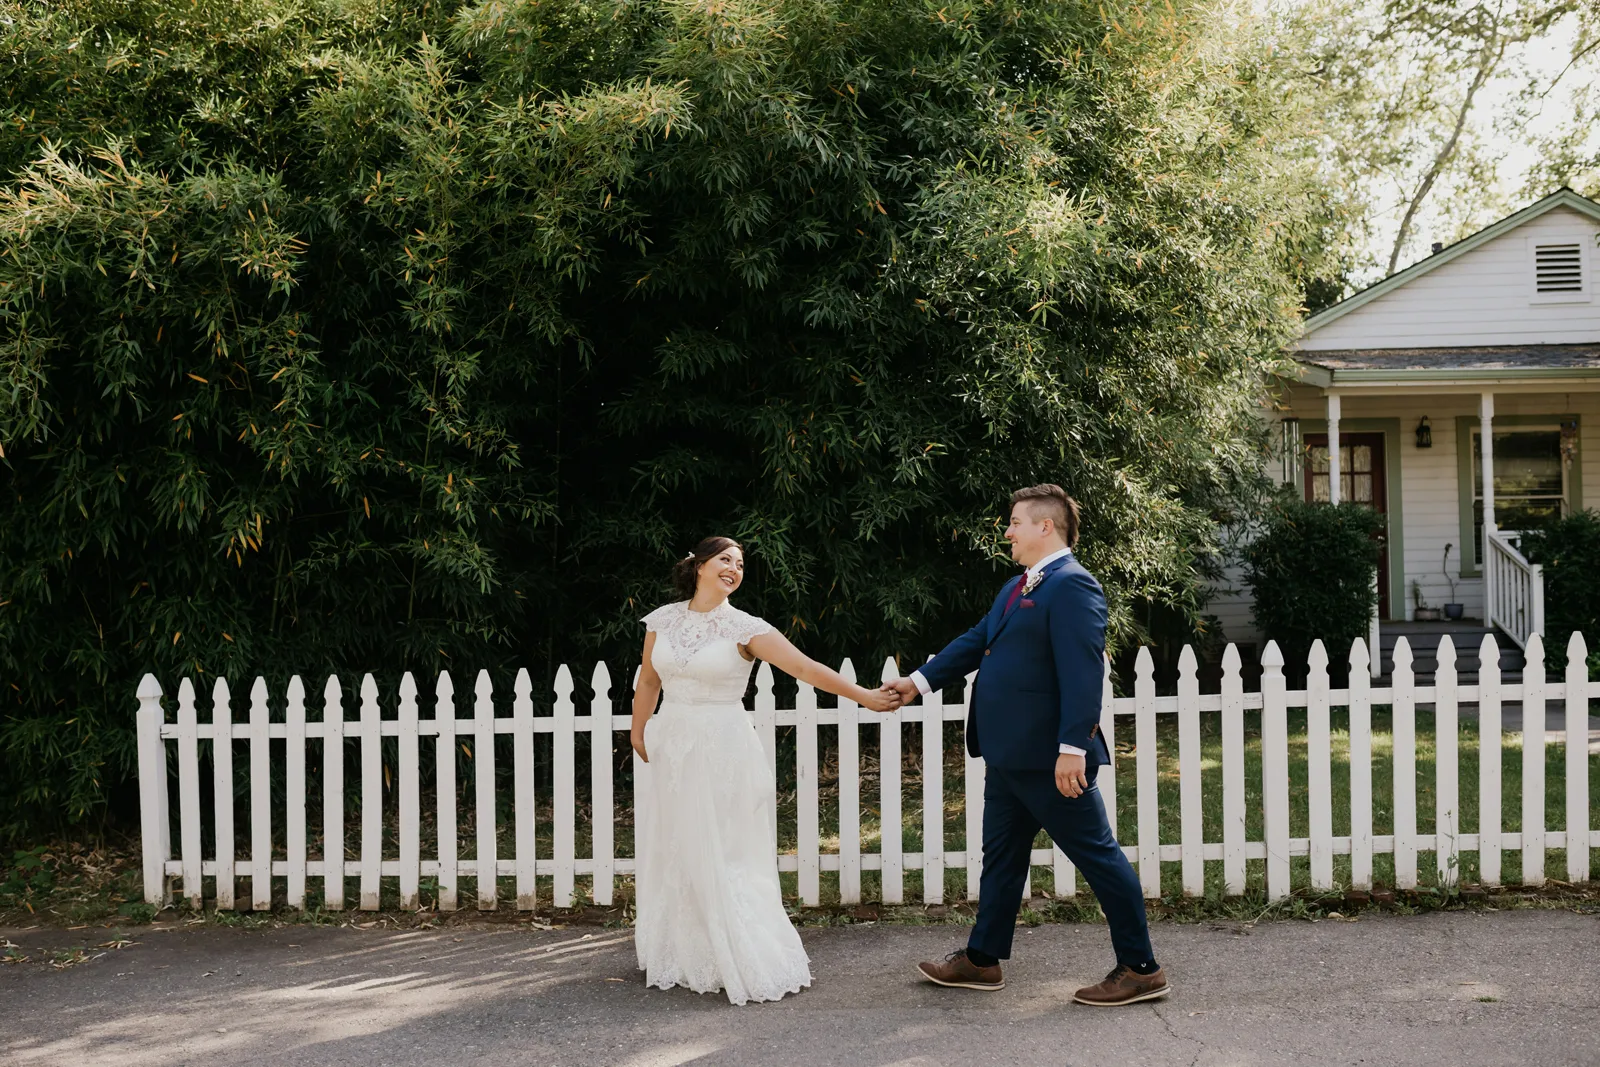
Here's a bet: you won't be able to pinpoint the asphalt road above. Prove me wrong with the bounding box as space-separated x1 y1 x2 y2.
4 910 1598 1067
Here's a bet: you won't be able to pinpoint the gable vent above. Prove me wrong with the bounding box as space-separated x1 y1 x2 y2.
1534 242 1583 292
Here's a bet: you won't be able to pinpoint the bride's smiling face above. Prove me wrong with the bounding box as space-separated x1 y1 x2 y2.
697 546 745 597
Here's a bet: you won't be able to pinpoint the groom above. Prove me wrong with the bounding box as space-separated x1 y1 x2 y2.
884 485 1167 1005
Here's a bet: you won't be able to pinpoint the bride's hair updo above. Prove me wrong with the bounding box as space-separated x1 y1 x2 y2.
670 536 742 599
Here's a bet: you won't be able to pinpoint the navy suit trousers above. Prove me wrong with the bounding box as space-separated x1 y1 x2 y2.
968 763 1153 966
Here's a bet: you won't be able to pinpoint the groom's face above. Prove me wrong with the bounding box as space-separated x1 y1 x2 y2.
1005 504 1056 567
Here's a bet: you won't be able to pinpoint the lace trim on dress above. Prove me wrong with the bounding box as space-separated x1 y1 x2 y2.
641 600 773 671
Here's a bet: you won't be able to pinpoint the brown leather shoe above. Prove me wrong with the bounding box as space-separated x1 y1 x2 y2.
916 949 1005 991
1072 964 1170 1006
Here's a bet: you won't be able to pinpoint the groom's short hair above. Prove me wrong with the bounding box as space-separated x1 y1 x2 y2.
1011 484 1080 547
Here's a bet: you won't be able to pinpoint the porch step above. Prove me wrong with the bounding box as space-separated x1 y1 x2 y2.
1374 619 1525 687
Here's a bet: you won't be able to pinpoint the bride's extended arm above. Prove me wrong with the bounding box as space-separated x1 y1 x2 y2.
744 631 901 713
631 633 663 761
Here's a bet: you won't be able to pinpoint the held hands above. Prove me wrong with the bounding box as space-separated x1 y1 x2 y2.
858 684 905 714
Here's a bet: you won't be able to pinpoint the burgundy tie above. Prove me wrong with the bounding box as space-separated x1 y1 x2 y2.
1003 573 1028 614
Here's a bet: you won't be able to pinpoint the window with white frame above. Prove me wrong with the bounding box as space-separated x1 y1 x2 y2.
1469 427 1568 564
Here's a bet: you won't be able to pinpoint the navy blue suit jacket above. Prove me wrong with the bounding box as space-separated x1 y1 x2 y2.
920 553 1109 771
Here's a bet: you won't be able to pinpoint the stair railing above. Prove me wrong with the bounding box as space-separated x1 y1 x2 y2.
1484 528 1544 649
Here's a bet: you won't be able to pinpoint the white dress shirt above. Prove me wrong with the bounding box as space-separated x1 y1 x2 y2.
910 547 1086 756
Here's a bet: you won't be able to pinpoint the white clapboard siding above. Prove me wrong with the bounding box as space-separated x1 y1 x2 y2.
1565 632 1590 884
1306 642 1333 892
286 676 309 910
435 672 458 911
1391 639 1418 890
212 678 235 911
250 677 272 911
136 635 1597 913
591 662 615 906
1477 635 1503 886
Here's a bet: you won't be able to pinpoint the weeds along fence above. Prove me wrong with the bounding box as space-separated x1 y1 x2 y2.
137 632 1597 912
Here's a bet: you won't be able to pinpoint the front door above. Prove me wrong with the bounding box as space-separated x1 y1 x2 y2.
1303 433 1391 619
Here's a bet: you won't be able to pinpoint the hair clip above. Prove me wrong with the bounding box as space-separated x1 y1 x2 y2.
683 551 695 560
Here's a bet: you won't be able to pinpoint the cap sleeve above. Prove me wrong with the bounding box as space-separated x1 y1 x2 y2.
641 603 683 632
726 606 774 646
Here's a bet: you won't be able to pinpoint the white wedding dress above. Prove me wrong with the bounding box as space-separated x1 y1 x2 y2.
634 599 813 1005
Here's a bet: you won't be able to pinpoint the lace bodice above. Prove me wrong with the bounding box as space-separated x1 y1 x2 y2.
642 600 772 706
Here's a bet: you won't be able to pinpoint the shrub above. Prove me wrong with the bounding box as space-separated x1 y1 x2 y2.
1520 509 1600 674
1243 497 1385 679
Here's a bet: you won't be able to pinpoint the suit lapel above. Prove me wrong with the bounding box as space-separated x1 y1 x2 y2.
984 575 1024 644
988 554 1073 644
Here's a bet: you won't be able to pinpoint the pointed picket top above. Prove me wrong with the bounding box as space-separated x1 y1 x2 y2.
178 677 197 711
398 672 417 702
1261 640 1284 673
1479 632 1499 671
1135 645 1155 682
880 656 899 685
1437 633 1456 669
1526 631 1545 673
839 658 857 684
437 670 455 701
1567 630 1587 663
137 673 163 703
1392 636 1413 671
358 673 377 705
1222 643 1241 673
475 668 494 702
1308 640 1328 673
323 674 341 705
553 663 574 699
591 661 613 701
755 661 774 698
1177 645 1197 675
213 676 231 704
287 675 305 706
513 667 531 701
1349 637 1370 674
251 676 270 715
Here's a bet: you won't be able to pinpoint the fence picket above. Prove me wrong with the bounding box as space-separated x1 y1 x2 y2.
435 672 458 911
358 674 381 911
1565 632 1589 884
1177 646 1203 897
879 657 904 905
553 665 576 908
964 671 983 902
322 677 344 910
922 679 945 905
397 673 420 910
286 676 308 910
755 663 779 850
838 659 862 905
796 681 821 906
591 662 615 906
1392 639 1418 891
212 679 235 911
514 669 537 910
1307 642 1333 891
1478 635 1502 886
474 671 498 909
250 678 273 911
1220 645 1246 895
1100 658 1117 840
136 676 171 907
1522 634 1546 885
1348 640 1373 892
176 679 203 910
1134 647 1160 897
1261 642 1290 900
1435 636 1460 890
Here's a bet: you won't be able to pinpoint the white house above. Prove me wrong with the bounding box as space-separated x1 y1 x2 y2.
1212 188 1600 658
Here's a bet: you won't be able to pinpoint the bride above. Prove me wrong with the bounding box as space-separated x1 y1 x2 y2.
630 535 901 1005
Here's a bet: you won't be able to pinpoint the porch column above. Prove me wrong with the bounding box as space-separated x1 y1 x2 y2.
1479 391 1495 532
1326 392 1341 505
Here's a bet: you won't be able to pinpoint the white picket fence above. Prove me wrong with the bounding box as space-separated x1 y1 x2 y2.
137 632 1597 911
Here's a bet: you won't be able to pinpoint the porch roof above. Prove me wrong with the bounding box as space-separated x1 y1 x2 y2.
1290 343 1600 390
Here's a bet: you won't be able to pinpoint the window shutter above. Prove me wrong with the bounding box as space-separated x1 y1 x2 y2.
1534 242 1583 293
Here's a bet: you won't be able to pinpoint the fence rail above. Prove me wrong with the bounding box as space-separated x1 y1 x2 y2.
137 631 1597 912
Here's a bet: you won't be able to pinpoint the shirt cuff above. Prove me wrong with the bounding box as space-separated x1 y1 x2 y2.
1058 743 1086 756
909 671 933 697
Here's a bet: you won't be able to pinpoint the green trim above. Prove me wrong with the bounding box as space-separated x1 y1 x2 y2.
1454 413 1584 576
1298 418 1406 620
1302 189 1600 335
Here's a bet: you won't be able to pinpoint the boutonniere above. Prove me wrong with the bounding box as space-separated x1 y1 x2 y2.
1021 571 1043 596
